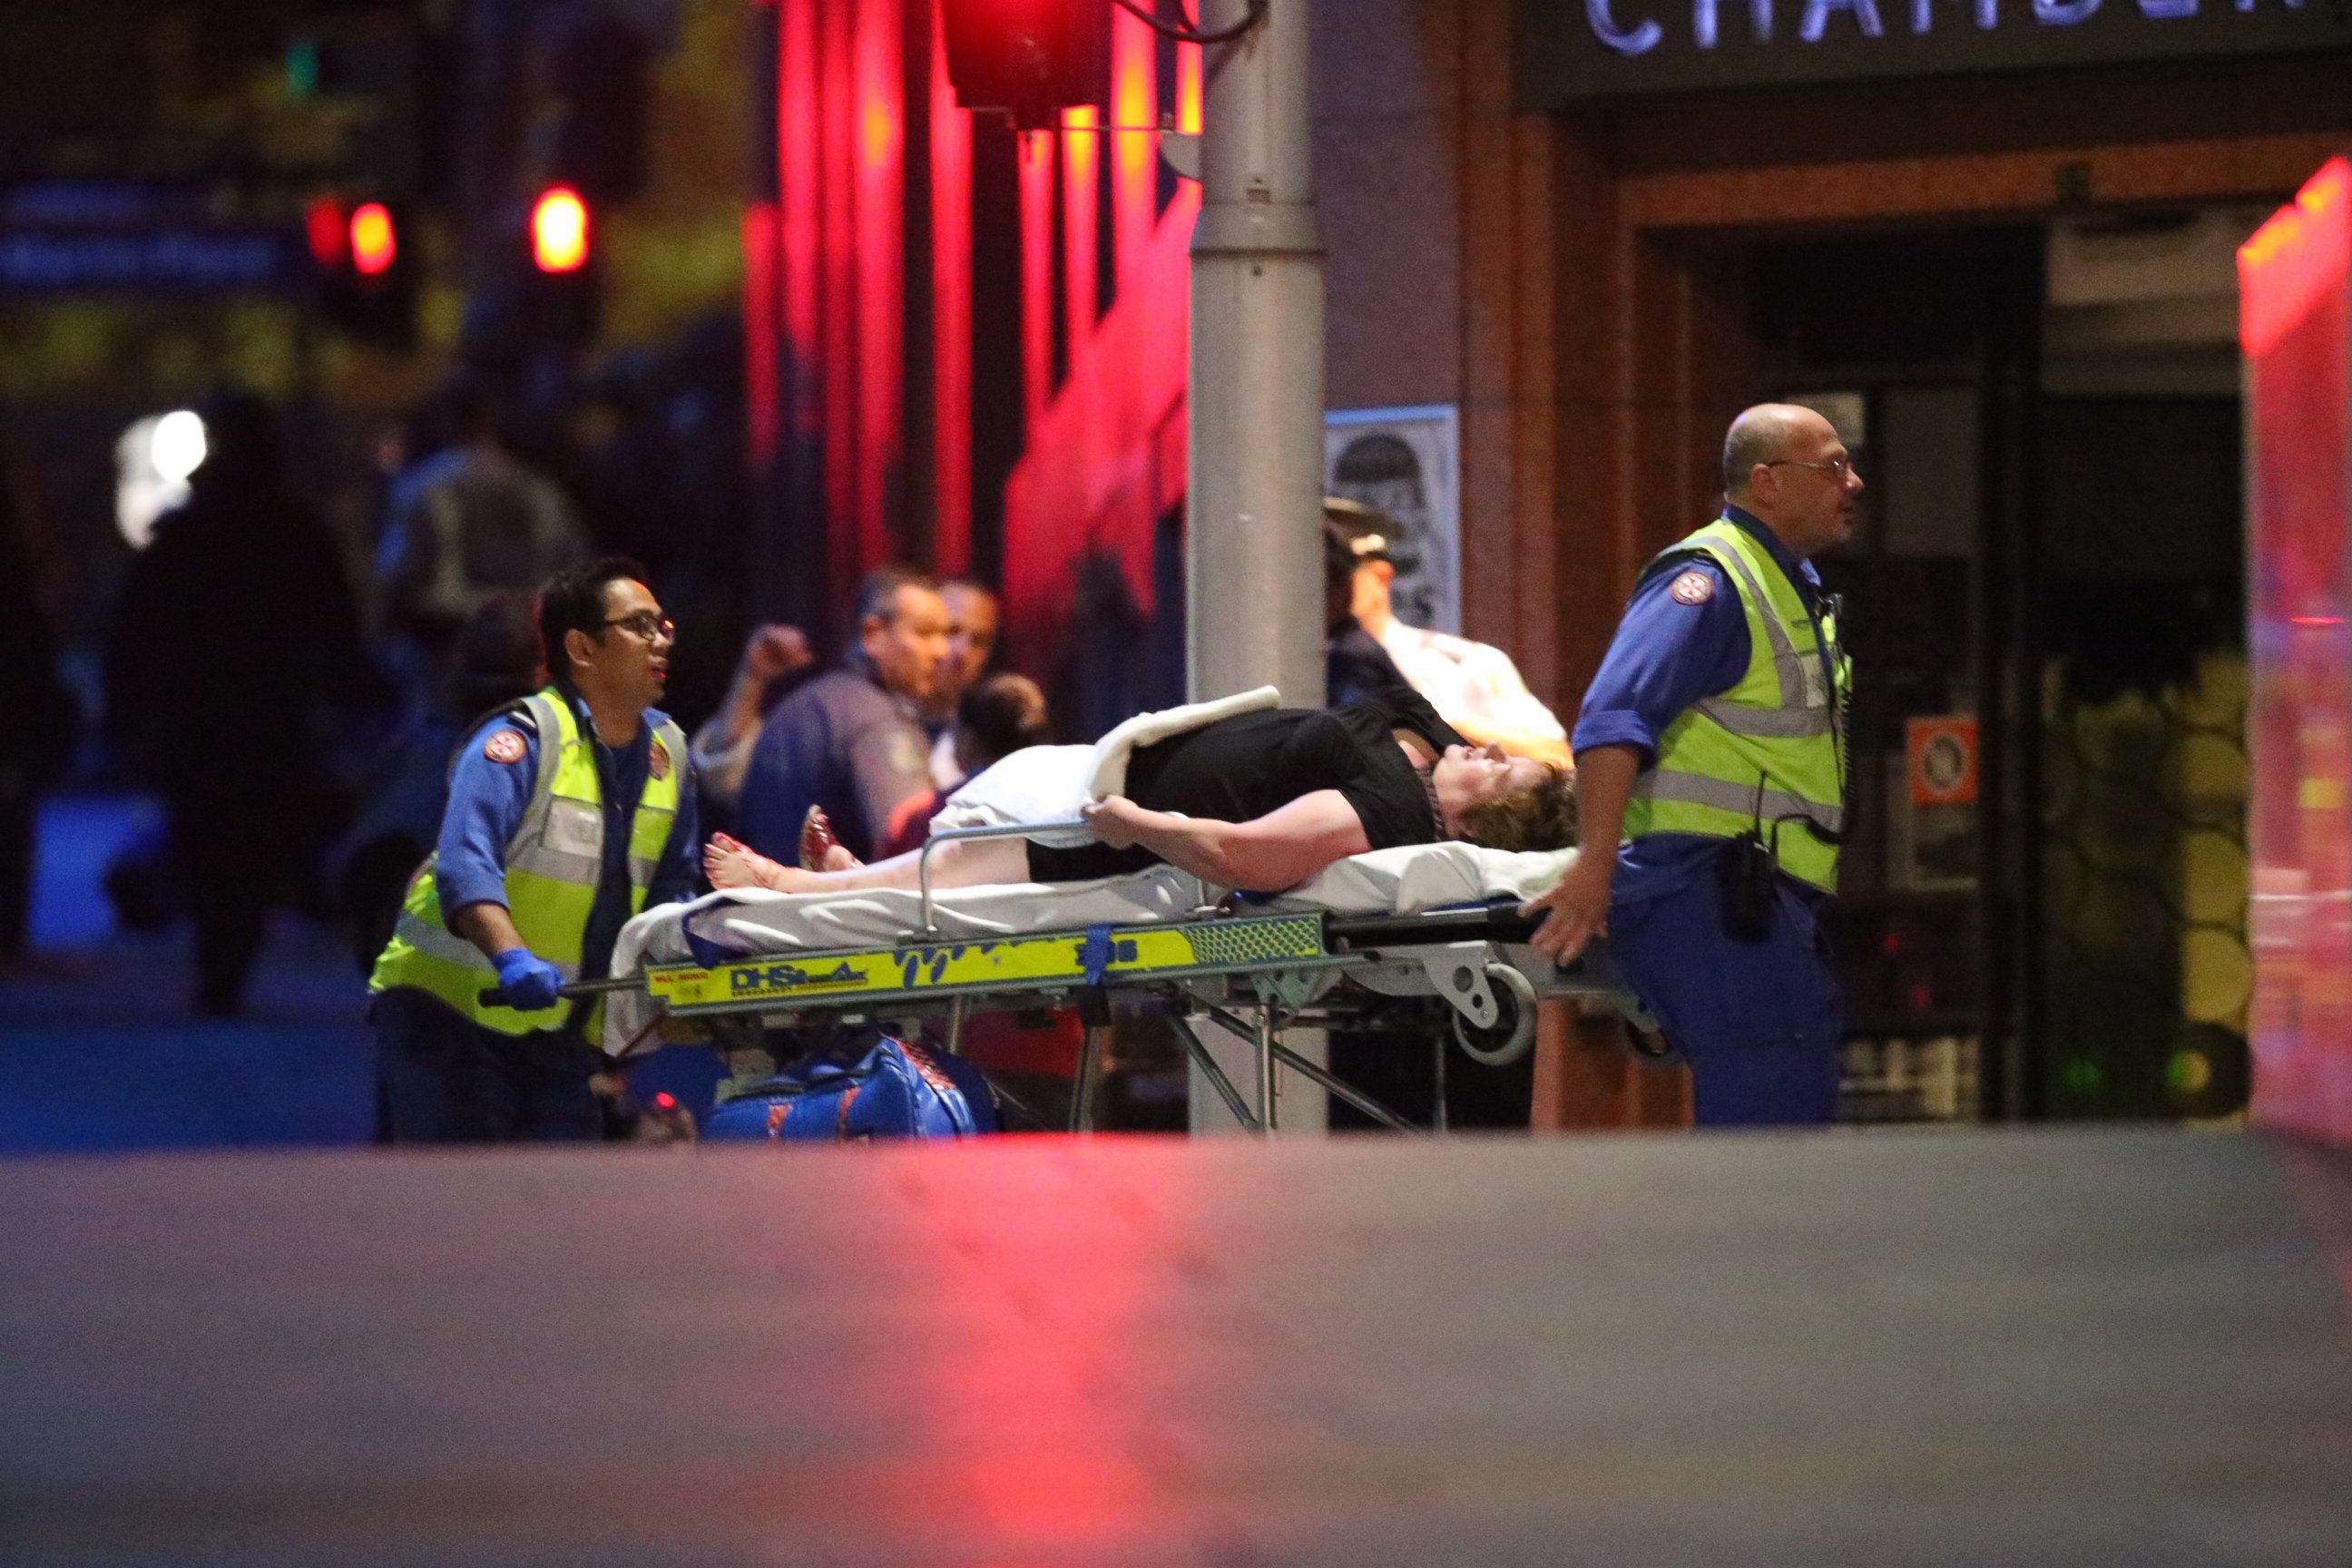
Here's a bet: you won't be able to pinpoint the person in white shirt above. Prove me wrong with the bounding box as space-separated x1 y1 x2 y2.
1329 502 1573 770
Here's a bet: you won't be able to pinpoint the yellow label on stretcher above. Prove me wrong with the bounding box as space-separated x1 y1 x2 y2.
642 913 1328 1012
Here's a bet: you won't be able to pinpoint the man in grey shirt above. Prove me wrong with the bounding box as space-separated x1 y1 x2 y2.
732 567 952 864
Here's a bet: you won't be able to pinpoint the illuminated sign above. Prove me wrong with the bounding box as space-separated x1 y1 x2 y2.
1515 0 2351 103
0 228 301 292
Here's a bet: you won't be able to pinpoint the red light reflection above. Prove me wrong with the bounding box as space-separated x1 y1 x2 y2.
2243 158 2352 1145
305 197 346 267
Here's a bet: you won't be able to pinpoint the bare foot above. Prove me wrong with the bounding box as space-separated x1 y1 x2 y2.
705 831 805 892
819 843 860 871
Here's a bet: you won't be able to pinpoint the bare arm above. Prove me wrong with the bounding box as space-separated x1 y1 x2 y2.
1082 789 1372 890
710 625 812 748
451 900 526 962
1520 743 1638 964
1447 712 1575 771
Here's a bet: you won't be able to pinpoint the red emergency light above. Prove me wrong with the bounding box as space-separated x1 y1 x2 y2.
348 202 397 277
532 186 591 274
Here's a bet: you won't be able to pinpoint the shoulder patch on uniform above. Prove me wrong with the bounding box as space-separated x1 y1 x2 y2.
483 729 527 764
648 737 671 781
1668 569 1715 606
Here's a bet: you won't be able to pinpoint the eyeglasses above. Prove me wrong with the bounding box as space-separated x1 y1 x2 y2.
1767 456 1857 480
602 612 676 643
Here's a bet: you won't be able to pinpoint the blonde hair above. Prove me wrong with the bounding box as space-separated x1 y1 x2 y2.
1456 764 1577 853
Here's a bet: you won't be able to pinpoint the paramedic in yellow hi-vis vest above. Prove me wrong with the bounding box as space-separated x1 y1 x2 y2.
368 557 700 1141
1524 405 1857 1125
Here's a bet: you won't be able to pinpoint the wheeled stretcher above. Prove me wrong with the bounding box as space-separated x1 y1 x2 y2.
592 828 1651 1133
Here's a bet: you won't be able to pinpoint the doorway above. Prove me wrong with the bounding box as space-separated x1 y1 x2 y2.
1701 219 2250 1123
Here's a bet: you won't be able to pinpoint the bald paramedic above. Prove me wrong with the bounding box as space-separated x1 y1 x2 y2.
1523 404 1857 1125
368 556 701 1141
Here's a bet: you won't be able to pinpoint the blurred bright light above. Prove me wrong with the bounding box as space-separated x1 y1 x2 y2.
349 202 396 276
305 196 346 266
115 411 205 549
531 187 589 273
151 409 206 483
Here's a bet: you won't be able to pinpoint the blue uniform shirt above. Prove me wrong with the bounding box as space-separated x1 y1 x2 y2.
435 683 701 989
735 668 937 864
1571 505 1827 906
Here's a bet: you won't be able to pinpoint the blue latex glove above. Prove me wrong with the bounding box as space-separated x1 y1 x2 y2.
491 947 565 1011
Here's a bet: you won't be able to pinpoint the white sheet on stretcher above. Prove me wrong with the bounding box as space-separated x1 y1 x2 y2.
601 841 1576 1056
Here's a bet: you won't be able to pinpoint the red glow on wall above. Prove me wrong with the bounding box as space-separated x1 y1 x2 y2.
2240 158 2349 359
853 0 903 583
348 202 396 276
748 1 1201 671
931 0 974 575
1000 33 1199 673
1061 104 1099 350
743 202 780 466
2243 158 2352 1145
1176 34 1201 133
1018 130 1056 436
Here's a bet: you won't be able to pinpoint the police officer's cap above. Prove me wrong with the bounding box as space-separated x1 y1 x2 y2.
1321 497 1394 565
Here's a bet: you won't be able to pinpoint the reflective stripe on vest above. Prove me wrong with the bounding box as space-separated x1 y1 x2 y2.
368 689 687 1036
1622 519 1850 893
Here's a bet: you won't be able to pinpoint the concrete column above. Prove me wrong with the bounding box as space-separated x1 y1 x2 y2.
1186 0 1325 712
1185 0 1328 1134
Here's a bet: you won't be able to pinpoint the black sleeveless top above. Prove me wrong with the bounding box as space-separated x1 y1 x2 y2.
1026 690 1464 883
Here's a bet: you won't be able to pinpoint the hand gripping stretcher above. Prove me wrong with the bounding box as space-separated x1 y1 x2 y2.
583 827 1652 1134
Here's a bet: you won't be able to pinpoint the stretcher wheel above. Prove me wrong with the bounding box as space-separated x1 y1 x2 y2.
1452 962 1538 1067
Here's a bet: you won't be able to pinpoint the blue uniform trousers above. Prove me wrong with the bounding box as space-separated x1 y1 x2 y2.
372 987 603 1142
1607 865 1844 1127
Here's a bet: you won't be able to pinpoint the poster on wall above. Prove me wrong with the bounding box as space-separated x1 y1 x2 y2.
1891 714 1979 892
1324 404 1460 636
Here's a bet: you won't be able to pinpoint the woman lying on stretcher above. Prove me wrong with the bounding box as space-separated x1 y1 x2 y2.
704 690 1577 897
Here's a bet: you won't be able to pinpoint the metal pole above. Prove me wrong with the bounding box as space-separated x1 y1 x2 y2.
1186 0 1323 711
1257 1009 1279 1134
1186 0 1324 1135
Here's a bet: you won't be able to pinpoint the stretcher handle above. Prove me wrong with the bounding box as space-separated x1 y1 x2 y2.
476 976 641 1007
916 818 1094 936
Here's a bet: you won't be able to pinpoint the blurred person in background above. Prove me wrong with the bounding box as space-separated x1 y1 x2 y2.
1322 506 1416 711
733 566 950 867
687 622 816 825
373 375 592 703
877 671 1053 859
104 387 369 1016
1330 500 1573 770
367 557 699 1142
0 407 76 965
331 593 545 975
926 579 1002 788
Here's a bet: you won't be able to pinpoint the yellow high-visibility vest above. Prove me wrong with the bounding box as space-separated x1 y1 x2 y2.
368 687 686 1034
1620 517 1850 892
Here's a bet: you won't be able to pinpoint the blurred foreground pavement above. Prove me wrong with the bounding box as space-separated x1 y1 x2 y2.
1 1129 2349 1565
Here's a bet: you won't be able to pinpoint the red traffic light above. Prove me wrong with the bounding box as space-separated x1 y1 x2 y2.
531 186 590 273
349 202 397 277
305 197 348 267
941 0 1108 129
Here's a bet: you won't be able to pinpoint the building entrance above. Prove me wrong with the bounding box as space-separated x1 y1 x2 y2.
1698 220 2250 1124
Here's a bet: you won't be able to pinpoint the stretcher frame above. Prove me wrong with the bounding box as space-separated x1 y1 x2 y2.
602 823 1651 1135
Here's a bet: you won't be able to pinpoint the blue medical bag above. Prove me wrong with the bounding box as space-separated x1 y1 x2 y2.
703 1034 1000 1142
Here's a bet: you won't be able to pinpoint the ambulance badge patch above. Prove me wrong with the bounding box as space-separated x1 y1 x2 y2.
483 729 526 764
649 738 671 781
1668 570 1714 606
